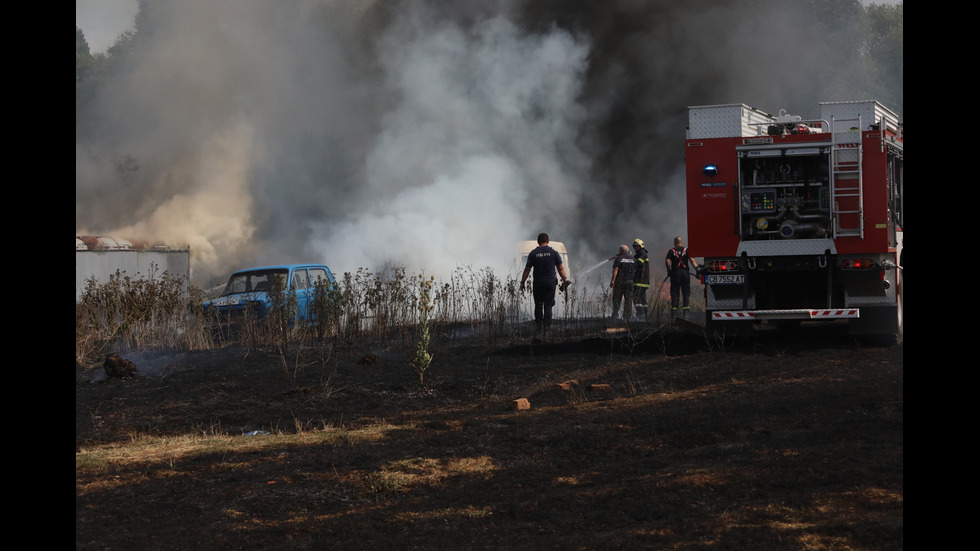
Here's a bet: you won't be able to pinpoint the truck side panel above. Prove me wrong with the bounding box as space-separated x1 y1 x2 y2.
834 130 891 255
685 137 740 258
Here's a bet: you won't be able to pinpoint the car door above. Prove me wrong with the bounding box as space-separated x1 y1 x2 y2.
306 267 335 325
290 267 312 321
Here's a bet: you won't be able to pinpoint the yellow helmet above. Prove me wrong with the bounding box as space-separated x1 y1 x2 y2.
633 238 645 248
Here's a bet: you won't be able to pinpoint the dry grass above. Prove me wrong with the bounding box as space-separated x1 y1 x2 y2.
76 264 649 367
77 321 902 550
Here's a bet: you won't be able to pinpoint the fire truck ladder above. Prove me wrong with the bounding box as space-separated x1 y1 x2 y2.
831 115 864 238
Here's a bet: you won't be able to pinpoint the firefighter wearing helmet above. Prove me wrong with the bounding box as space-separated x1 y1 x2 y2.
632 239 650 321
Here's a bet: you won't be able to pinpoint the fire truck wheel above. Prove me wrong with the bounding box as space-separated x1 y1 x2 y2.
849 304 901 346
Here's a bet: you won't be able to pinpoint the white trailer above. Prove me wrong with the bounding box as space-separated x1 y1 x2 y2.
75 236 191 301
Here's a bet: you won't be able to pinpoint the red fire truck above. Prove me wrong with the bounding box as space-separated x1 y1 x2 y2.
685 100 903 342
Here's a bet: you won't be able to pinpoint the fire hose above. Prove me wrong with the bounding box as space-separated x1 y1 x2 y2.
522 279 572 293
662 267 703 282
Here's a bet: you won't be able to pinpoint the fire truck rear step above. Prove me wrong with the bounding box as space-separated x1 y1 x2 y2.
711 309 860 321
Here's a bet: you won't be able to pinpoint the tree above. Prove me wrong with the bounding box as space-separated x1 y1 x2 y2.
76 26 104 141
76 26 92 83
865 2 903 114
75 20 136 141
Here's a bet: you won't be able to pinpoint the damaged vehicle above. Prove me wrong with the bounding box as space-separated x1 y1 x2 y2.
203 263 338 326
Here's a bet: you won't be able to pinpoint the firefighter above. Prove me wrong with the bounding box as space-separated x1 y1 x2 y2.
520 233 569 340
665 236 699 318
610 244 636 321
631 238 650 321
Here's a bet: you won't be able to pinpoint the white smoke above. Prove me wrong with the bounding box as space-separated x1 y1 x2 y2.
89 120 260 271
313 15 590 278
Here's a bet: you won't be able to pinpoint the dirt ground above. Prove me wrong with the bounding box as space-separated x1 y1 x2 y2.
76 320 903 550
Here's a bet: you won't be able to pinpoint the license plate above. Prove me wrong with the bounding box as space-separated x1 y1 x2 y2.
708 274 745 285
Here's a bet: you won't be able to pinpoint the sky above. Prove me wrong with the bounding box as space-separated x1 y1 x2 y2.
76 0 139 54
76 1 902 288
76 0 901 53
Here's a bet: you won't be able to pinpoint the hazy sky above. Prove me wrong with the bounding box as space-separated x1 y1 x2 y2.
76 1 902 58
76 0 139 53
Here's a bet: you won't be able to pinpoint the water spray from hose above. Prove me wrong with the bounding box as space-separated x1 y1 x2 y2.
577 258 613 280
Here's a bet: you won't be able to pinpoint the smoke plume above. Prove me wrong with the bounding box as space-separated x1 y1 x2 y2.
76 0 897 286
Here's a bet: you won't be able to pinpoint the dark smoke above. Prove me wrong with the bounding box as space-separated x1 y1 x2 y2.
75 0 900 286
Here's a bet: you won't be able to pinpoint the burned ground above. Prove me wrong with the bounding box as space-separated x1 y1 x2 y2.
76 322 902 550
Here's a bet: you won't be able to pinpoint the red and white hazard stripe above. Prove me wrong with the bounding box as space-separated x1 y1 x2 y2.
711 309 860 320
807 309 859 319
711 311 756 319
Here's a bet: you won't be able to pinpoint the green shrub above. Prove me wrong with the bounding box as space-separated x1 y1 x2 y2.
411 275 436 391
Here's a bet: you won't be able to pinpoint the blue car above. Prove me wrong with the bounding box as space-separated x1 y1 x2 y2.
204 263 337 324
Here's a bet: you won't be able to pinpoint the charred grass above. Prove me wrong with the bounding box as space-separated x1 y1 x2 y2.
77 322 902 550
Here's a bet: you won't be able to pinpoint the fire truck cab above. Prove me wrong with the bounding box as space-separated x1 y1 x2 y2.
685 100 903 342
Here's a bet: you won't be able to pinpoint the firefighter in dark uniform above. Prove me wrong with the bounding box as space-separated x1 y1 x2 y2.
520 233 568 339
631 238 650 321
665 236 699 318
610 244 636 321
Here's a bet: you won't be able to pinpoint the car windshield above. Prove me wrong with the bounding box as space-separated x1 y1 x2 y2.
221 269 289 296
